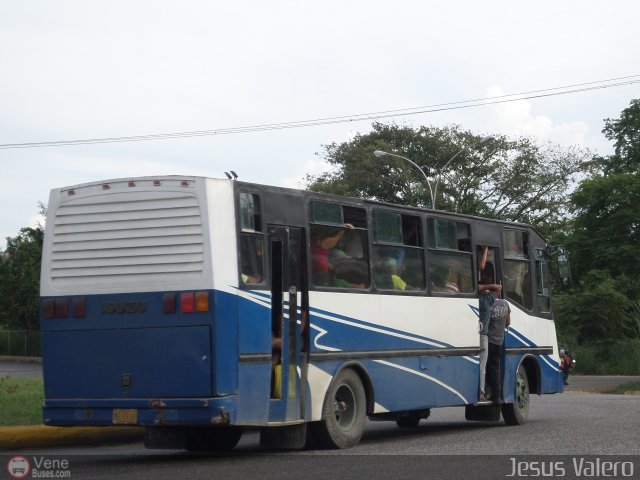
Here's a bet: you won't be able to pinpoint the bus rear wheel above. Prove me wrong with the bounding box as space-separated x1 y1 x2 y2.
311 368 366 449
501 365 530 425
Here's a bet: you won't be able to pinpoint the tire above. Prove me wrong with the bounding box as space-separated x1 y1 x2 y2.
395 409 430 428
186 426 244 451
310 368 367 449
501 365 530 425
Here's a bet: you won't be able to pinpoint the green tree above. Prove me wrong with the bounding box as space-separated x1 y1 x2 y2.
307 123 590 236
0 219 44 331
601 98 640 174
559 99 640 345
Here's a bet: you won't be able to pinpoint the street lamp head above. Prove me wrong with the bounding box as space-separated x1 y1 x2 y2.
373 150 389 158
479 135 495 145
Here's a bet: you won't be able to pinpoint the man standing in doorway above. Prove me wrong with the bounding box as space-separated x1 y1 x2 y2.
486 295 511 402
478 246 502 402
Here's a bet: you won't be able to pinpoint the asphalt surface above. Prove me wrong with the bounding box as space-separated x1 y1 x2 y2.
3 393 639 479
0 358 42 379
564 375 640 393
3 358 639 479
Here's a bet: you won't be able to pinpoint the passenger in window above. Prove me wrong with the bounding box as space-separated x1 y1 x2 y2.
376 257 409 290
343 230 364 259
333 258 368 289
311 224 354 285
240 236 264 285
507 239 526 258
430 265 459 293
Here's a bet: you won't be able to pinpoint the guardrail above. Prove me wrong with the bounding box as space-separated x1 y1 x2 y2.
0 330 41 357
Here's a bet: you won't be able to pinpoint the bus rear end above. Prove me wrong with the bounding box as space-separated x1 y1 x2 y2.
39 176 240 440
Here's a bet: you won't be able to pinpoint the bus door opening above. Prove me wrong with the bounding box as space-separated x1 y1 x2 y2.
478 245 507 402
268 226 308 422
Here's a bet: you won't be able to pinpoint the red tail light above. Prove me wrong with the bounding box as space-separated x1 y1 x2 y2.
72 297 86 318
163 293 177 314
54 299 68 318
43 300 56 319
180 292 195 313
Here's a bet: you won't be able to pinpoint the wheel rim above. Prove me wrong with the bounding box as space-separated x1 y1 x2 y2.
515 372 527 410
333 383 357 430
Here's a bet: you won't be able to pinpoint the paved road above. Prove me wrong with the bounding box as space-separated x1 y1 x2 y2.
0 359 42 379
565 375 640 393
7 393 639 479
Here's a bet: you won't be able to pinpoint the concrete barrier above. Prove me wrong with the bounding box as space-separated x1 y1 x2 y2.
0 425 143 450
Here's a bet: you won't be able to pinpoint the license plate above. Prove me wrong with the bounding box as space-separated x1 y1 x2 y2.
112 408 138 424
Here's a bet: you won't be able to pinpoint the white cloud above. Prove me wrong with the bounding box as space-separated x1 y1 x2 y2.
486 86 592 147
280 157 332 190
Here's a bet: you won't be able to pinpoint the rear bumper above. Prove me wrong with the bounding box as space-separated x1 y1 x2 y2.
43 396 238 427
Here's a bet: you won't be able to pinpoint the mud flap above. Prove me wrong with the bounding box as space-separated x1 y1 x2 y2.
144 426 188 449
260 423 307 449
465 403 501 422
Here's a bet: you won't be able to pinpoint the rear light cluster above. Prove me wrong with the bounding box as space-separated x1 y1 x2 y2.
43 292 209 318
43 297 86 319
163 292 209 314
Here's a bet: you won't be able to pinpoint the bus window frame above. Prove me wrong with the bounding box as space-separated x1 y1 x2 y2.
237 190 267 289
371 208 426 294
307 199 371 292
501 228 533 312
426 216 475 297
535 248 553 317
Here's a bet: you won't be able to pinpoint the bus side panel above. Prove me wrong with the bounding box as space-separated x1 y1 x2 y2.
235 289 272 424
211 290 240 395
236 290 272 353
503 302 561 397
364 356 477 410
237 364 271 424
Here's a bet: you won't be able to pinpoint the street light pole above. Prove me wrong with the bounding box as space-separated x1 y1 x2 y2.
374 135 495 210
373 150 435 208
433 135 495 209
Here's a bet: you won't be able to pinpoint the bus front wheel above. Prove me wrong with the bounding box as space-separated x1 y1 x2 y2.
501 365 530 425
311 368 366 449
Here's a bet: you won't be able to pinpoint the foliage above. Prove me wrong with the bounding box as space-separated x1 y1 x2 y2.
0 213 45 331
568 174 640 285
556 99 640 352
601 98 640 175
553 274 635 344
307 122 590 237
0 377 44 426
565 340 640 376
613 382 640 395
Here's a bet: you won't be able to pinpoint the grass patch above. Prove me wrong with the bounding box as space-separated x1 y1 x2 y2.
613 382 640 395
0 377 43 426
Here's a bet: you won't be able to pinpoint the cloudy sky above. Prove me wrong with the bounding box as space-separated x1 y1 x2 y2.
1 1 639 248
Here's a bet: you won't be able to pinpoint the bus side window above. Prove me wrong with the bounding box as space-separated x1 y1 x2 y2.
502 229 532 309
372 210 425 291
427 218 473 294
239 192 265 286
309 201 370 289
535 249 551 313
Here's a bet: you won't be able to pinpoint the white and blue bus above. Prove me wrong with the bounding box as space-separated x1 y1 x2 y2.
39 176 562 450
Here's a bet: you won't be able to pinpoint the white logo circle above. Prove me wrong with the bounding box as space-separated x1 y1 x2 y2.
7 456 30 479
